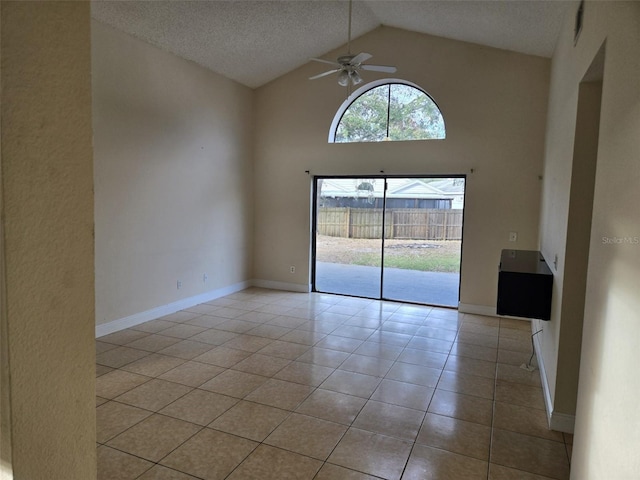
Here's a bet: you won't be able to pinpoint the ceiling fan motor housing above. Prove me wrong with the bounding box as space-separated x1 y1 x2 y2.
338 55 357 65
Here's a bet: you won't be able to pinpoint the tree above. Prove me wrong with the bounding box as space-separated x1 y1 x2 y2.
335 83 445 143
335 87 388 142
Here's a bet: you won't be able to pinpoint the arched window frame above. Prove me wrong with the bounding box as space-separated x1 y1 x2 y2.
328 79 446 143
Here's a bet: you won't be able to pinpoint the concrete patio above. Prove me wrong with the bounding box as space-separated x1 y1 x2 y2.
314 262 460 307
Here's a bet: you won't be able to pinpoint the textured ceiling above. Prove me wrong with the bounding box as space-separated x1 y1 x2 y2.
91 0 573 89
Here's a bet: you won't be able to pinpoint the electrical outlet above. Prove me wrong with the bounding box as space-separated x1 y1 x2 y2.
177 280 182 289
203 273 208 283
509 231 518 242
290 266 295 274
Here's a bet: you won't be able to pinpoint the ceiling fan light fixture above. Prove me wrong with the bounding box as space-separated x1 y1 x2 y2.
309 0 397 87
337 70 350 86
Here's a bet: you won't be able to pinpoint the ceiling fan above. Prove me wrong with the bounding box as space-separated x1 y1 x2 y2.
309 0 397 87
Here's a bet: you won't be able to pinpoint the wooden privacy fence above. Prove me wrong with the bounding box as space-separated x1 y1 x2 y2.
318 208 463 240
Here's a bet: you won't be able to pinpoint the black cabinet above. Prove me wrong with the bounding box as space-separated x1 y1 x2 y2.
497 250 553 321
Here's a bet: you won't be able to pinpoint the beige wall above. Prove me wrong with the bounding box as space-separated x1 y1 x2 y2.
253 26 550 309
0 4 10 476
556 81 601 415
92 21 254 326
1 2 95 478
537 1 640 478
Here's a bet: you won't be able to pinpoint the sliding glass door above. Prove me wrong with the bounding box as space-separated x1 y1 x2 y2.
381 178 464 305
314 178 384 298
313 176 464 307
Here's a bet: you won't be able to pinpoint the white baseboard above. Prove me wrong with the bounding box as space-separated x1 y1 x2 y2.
458 303 496 316
533 324 575 434
533 327 554 423
96 280 251 338
549 411 575 433
251 279 311 293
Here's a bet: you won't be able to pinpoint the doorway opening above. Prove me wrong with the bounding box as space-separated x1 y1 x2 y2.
312 176 465 307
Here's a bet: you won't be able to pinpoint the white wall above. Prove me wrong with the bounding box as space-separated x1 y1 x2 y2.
92 21 255 326
253 26 550 310
536 2 640 477
1 2 95 478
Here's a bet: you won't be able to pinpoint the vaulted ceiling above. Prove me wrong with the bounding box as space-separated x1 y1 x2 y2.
91 0 573 89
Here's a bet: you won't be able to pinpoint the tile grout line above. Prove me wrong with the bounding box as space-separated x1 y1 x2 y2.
486 317 501 480
98 291 568 479
396 308 463 480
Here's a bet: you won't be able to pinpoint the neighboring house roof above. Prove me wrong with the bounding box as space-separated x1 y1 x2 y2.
319 178 454 200
425 178 466 194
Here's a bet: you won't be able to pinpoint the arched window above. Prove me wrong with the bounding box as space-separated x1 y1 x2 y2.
329 80 445 143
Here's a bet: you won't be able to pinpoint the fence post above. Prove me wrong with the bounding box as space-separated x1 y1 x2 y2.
345 207 351 238
424 210 428 240
443 211 448 240
390 210 394 239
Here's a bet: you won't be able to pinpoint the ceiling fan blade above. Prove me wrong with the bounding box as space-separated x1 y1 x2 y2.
309 69 341 80
361 64 397 73
350 52 372 65
310 58 340 67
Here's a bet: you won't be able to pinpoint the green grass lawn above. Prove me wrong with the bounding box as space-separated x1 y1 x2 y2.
316 236 462 273
350 251 461 273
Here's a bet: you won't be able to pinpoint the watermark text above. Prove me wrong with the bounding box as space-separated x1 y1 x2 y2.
602 236 639 245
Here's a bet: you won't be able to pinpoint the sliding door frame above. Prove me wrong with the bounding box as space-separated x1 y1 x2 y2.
312 174 466 307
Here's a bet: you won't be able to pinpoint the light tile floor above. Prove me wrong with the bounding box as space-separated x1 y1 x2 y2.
96 288 572 480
